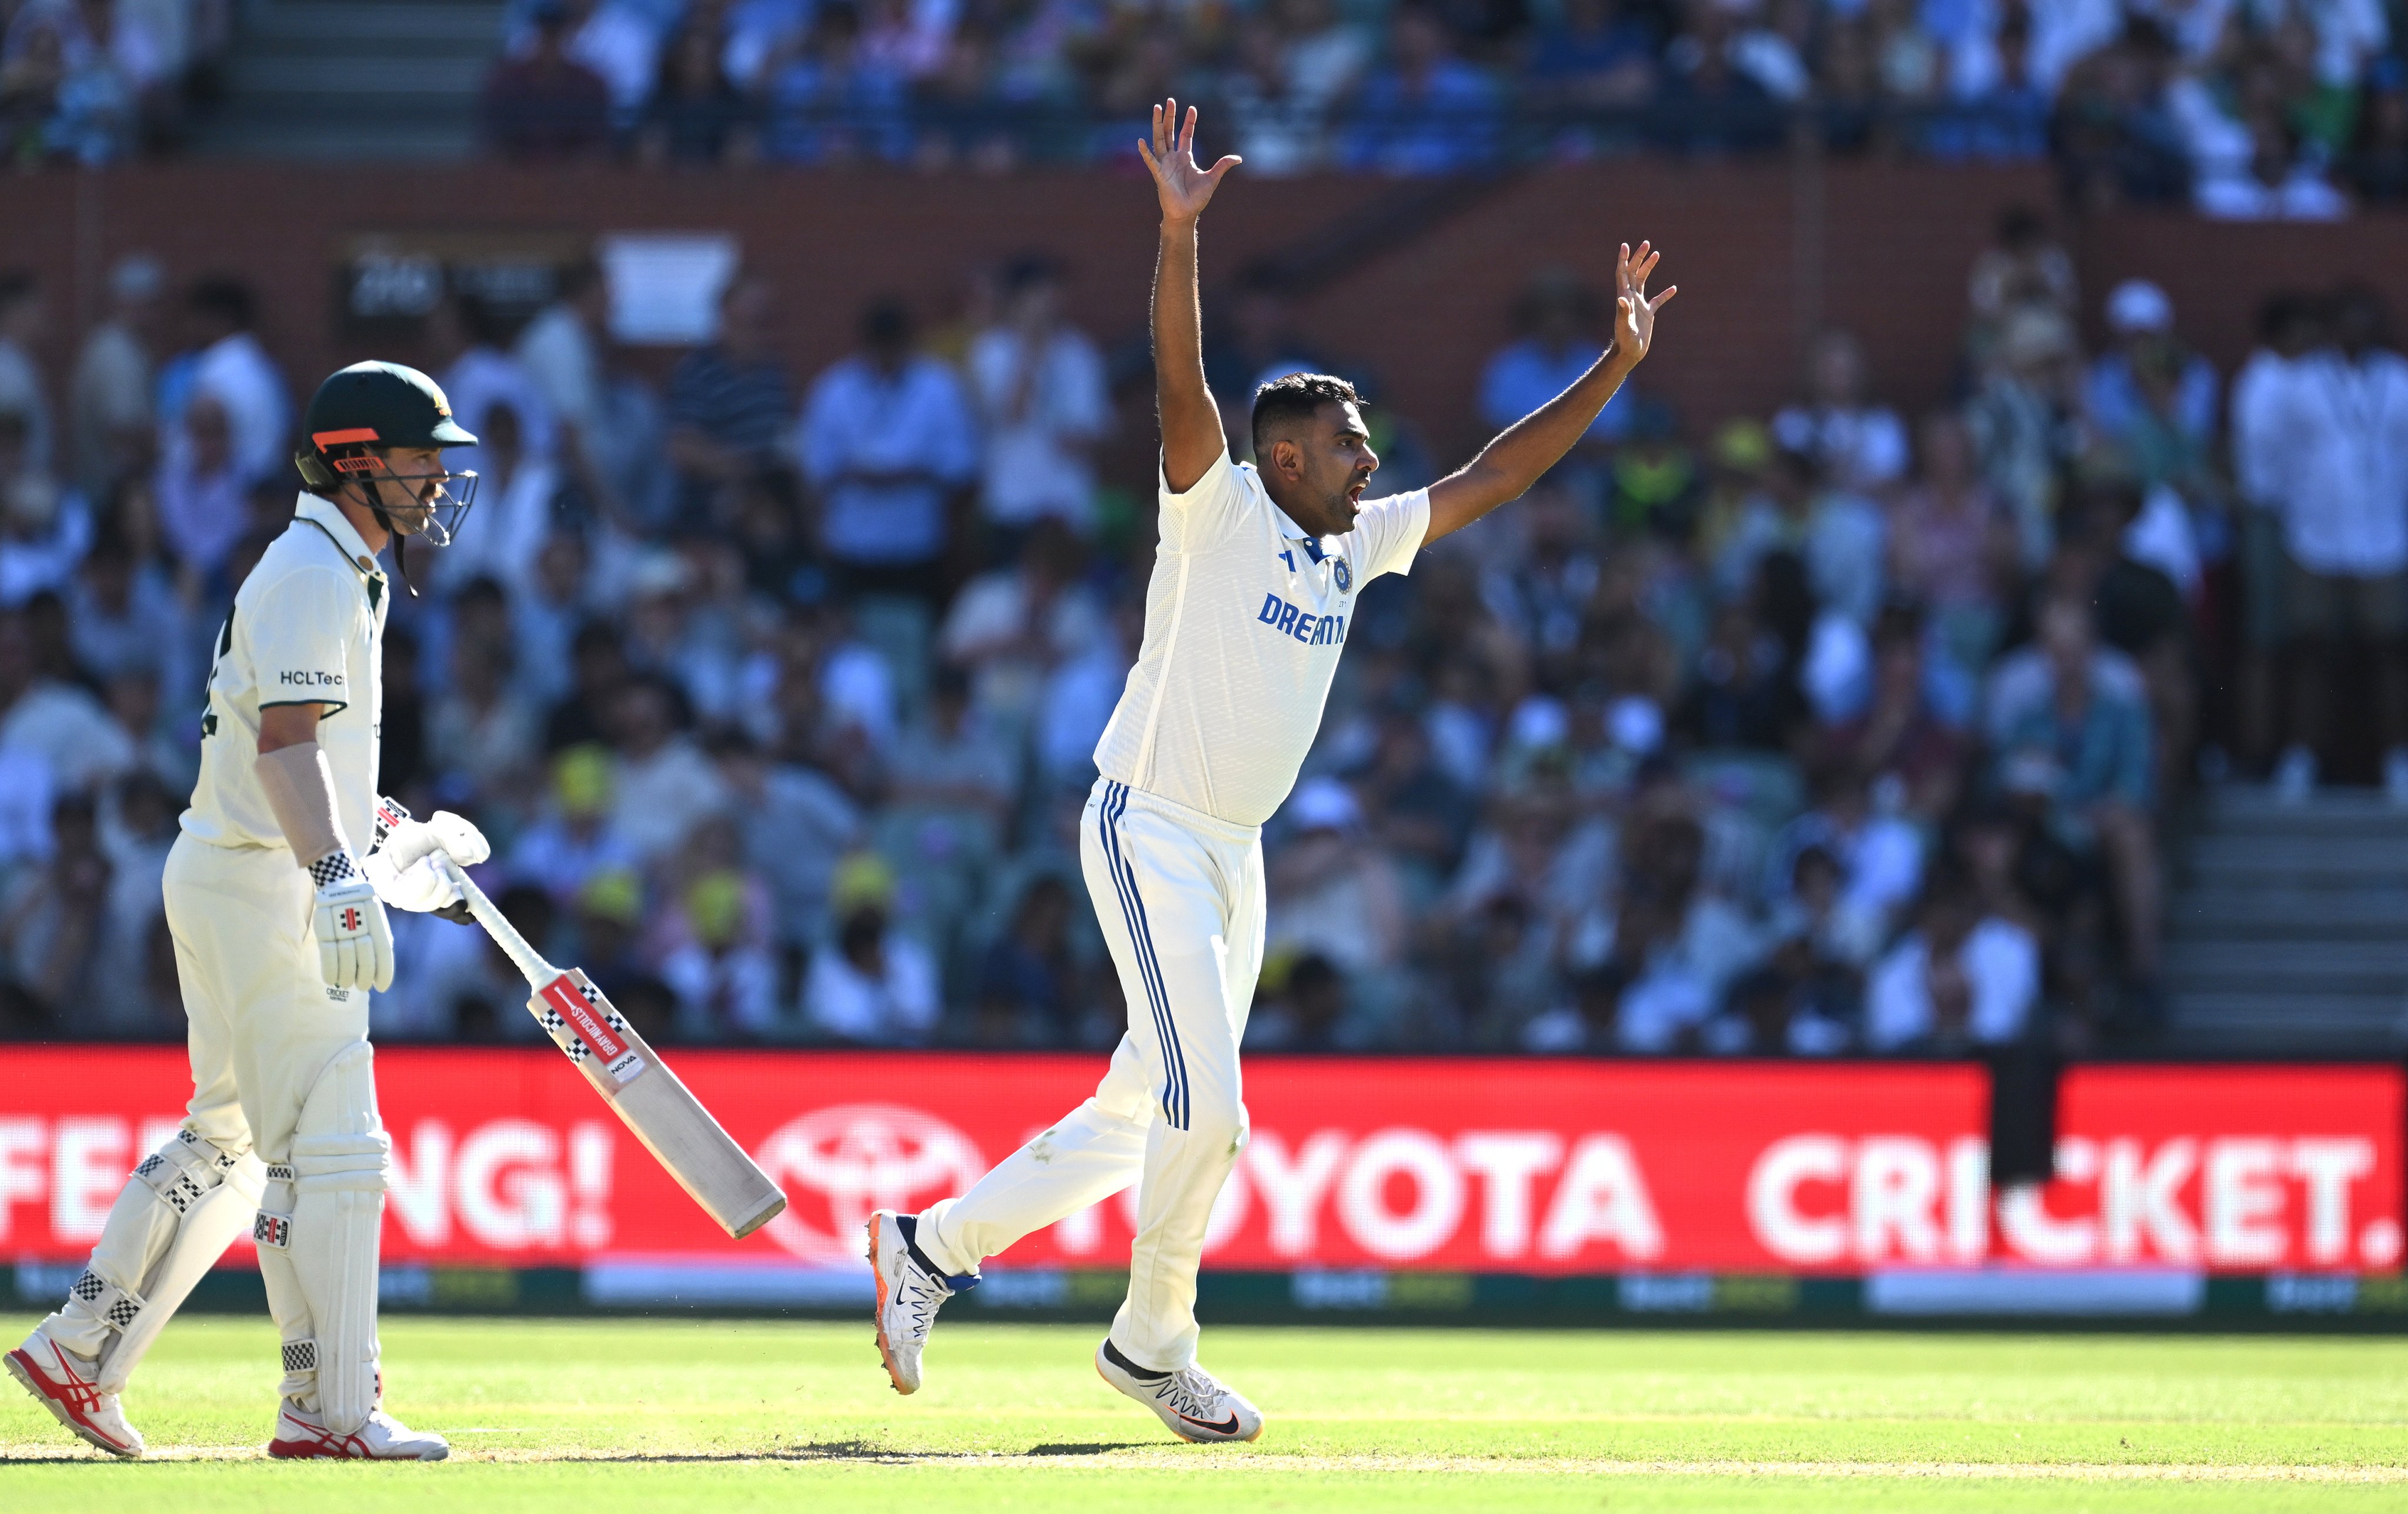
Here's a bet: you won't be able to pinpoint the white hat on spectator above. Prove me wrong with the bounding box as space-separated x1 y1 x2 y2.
2106 279 2173 335
1285 777 1362 835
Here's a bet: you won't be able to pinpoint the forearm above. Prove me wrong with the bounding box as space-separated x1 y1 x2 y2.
1154 218 1221 487
1427 346 1638 542
255 742 353 866
1470 346 1635 495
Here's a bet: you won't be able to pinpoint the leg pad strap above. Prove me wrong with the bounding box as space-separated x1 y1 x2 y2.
133 1129 246 1216
64 1269 146 1335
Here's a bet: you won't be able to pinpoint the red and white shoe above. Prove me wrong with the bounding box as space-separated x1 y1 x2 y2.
5 1329 143 1458
268 1401 450 1460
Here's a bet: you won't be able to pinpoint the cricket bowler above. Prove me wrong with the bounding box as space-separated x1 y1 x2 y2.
870 101 1675 1441
7 362 493 1459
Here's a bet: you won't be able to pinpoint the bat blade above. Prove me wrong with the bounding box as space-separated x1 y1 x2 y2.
527 967 787 1239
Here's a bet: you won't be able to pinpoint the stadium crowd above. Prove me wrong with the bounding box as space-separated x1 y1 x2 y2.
6 0 2408 214
472 0 2408 211
0 219 2404 1062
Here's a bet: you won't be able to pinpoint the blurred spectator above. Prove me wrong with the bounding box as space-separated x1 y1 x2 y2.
1966 206 2079 360
967 255 1109 540
939 518 1107 725
1766 763 1924 945
607 675 730 859
797 297 978 598
1479 268 1629 457
1252 951 1351 1051
485 0 614 159
174 278 289 487
1864 862 2039 1052
0 791 109 1024
803 851 940 1043
510 743 641 902
515 258 619 515
1774 330 1908 491
660 866 781 1039
1203 263 1331 411
970 871 1081 1045
2195 109 2351 219
1888 410 2015 691
0 272 50 475
667 273 795 519
763 4 913 164
1223 15 1330 176
2229 291 2323 769
1526 0 1659 109
430 403 559 595
1341 4 1504 173
65 528 181 686
2347 61 2408 202
67 253 160 500
1265 778 1409 987
714 729 861 945
2266 286 2408 802
91 769 178 1035
0 416 90 609
1821 606 1970 821
434 293 559 472
885 662 1021 859
1655 0 1784 152
2086 278 2218 495
153 391 246 580
1987 592 2161 992
505 0 657 126
1966 305 2083 566
429 615 542 805
638 24 758 165
0 601 129 794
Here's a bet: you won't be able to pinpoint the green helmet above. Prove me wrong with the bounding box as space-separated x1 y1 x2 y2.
293 361 478 555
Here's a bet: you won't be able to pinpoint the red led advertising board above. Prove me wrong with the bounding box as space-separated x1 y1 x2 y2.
0 1049 2396 1274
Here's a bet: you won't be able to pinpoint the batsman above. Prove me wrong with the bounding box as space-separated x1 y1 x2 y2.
8 362 490 1460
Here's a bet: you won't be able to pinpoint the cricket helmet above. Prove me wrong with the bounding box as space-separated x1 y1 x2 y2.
293 361 479 552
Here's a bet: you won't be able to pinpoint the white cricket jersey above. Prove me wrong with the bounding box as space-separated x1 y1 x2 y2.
181 495 390 856
1094 448 1429 828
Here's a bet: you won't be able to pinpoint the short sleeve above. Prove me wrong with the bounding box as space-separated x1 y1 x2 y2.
1157 446 1255 546
1348 489 1431 582
246 566 358 714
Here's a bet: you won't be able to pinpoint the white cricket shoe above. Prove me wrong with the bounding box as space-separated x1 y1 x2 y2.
1094 1337 1264 1443
868 1209 973 1394
268 1401 450 1460
5 1329 143 1457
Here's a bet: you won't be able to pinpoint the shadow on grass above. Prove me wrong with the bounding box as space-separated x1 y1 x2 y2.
2 1439 1165 1467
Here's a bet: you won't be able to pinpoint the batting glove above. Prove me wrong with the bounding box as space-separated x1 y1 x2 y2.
363 806 492 915
309 852 394 993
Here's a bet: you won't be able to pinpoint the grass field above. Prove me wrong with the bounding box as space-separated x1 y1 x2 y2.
4 1314 2404 1512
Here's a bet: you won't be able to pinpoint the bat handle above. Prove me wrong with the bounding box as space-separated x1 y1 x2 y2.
437 856 558 988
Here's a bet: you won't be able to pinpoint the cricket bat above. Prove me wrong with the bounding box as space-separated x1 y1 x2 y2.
437 858 788 1240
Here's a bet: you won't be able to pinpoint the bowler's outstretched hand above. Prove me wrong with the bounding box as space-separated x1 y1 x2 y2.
1614 241 1677 364
1137 98 1241 225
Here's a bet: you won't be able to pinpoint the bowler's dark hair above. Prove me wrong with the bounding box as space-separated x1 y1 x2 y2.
1250 372 1359 455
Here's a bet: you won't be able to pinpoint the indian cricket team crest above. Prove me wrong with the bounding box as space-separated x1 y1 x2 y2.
1332 556 1351 592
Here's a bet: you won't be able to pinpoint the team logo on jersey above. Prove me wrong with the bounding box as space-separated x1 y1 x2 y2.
1332 557 1352 592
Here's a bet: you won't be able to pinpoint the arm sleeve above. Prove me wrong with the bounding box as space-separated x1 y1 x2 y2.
1157 445 1250 547
246 566 356 715
255 741 352 868
1350 489 1433 581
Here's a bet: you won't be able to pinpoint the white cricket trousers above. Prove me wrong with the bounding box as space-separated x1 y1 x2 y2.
40 836 383 1391
918 777 1264 1370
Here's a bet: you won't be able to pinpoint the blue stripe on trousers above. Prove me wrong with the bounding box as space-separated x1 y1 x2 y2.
1101 782 1188 1130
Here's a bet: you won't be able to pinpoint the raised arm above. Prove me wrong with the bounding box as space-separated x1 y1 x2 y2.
1426 242 1676 543
1138 99 1241 493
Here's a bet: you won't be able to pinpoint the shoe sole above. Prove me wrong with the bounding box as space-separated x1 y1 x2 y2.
866 1213 916 1396
1092 1350 1264 1444
5 1349 142 1458
268 1436 450 1461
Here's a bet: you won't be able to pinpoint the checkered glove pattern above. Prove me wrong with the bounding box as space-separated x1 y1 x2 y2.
310 850 392 993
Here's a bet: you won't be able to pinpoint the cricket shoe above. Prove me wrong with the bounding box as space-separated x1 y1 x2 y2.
1094 1338 1264 1443
268 1401 450 1460
868 1209 977 1394
5 1329 143 1457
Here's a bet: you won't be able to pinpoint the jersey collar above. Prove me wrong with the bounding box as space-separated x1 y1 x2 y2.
1269 502 1330 557
293 493 388 586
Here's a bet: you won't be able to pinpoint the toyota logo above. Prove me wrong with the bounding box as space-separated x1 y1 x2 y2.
753 1103 988 1260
